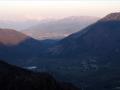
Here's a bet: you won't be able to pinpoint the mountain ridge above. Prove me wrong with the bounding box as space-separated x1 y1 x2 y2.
100 12 120 21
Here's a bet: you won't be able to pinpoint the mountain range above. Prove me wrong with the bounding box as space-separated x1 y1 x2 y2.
23 16 99 40
0 12 120 90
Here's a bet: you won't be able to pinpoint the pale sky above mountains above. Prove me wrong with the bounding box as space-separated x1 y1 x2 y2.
0 0 119 21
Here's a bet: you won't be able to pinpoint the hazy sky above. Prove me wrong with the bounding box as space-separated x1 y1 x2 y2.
0 0 120 21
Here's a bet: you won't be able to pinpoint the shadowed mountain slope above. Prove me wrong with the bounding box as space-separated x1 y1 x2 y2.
0 60 79 90
44 12 120 90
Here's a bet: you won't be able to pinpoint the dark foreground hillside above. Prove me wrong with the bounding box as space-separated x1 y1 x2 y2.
0 60 79 90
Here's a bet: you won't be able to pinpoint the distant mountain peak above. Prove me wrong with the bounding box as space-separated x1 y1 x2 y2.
101 12 120 21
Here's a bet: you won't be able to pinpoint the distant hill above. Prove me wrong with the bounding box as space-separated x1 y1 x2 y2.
23 16 99 40
0 28 29 45
0 60 79 90
0 28 44 64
